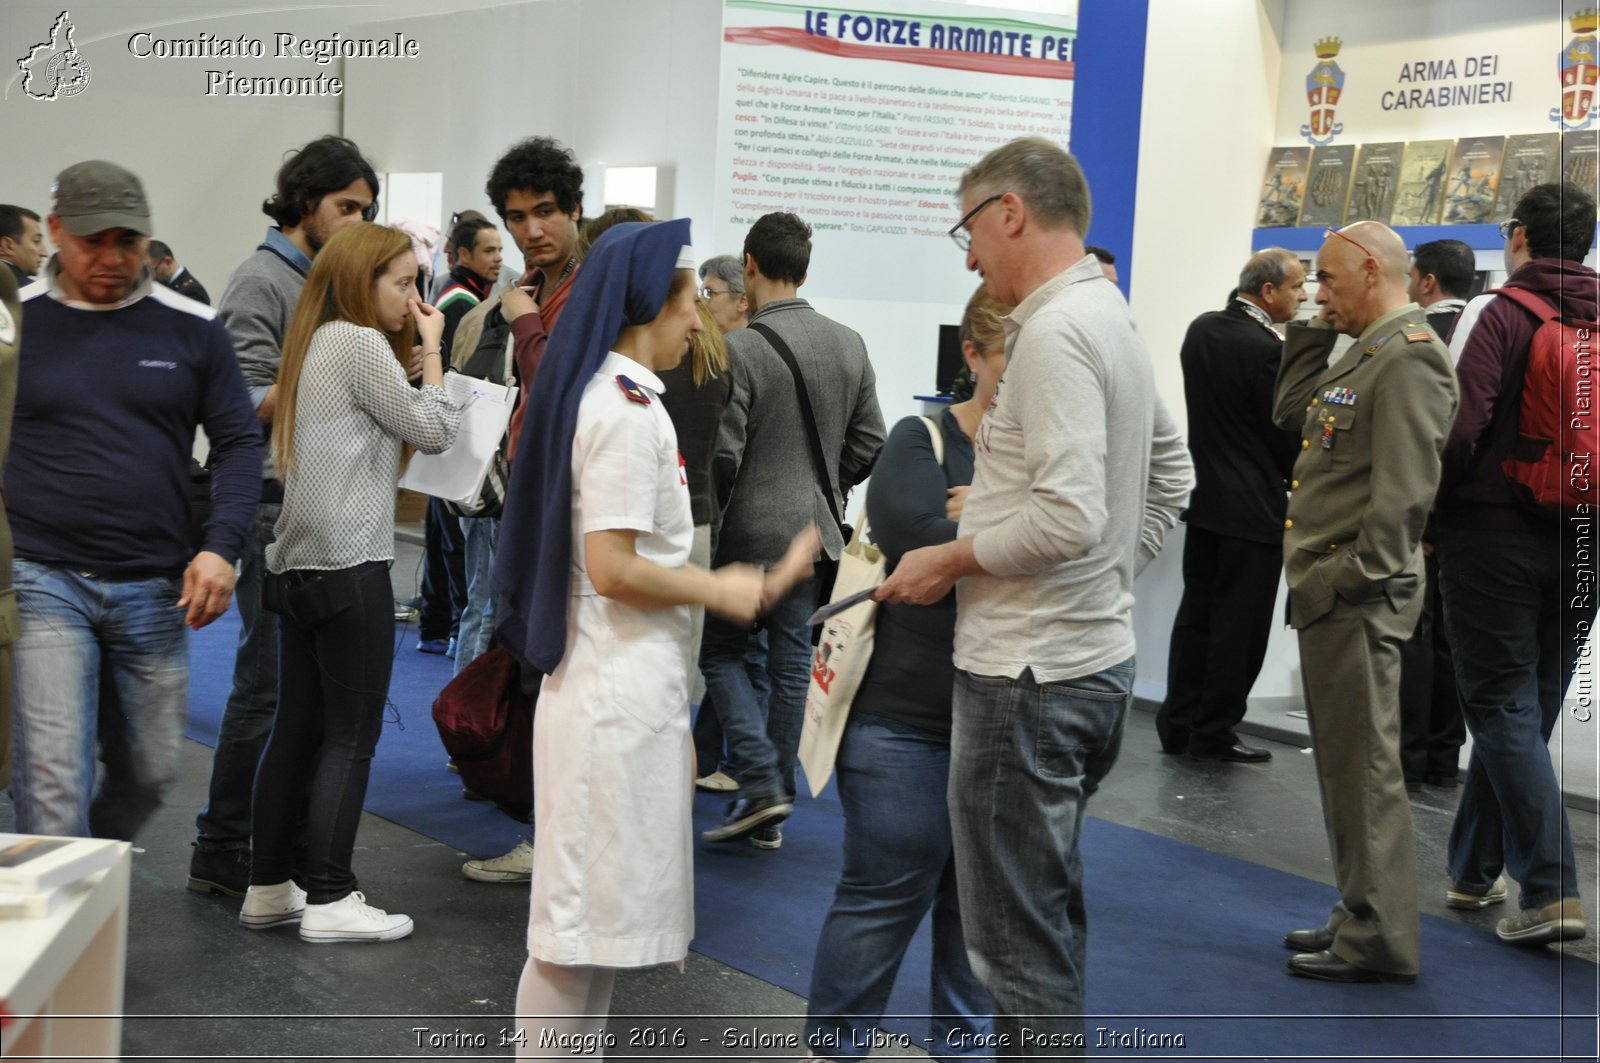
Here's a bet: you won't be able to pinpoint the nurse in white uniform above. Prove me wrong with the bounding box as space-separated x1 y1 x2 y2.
496 219 816 1054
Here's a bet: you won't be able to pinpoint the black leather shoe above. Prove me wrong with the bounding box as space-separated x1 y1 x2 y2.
1425 772 1460 788
1283 927 1335 952
702 793 793 843
1188 742 1272 764
186 844 251 898
1286 949 1416 984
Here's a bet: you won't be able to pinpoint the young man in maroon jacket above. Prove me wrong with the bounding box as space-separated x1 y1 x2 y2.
1433 182 1597 946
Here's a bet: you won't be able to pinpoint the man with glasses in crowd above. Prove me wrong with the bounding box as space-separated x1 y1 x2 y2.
698 254 749 334
876 137 1191 1049
1274 221 1457 984
691 253 751 795
1431 184 1597 947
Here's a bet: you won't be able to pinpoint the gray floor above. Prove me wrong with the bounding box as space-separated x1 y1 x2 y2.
3 531 1596 1060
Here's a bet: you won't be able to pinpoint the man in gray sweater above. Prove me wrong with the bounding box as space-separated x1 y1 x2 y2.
188 136 379 899
878 138 1192 1053
700 213 885 847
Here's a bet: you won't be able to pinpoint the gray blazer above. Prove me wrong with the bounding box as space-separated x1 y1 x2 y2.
714 298 886 565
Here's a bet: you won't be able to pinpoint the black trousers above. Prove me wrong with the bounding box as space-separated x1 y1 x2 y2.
252 561 395 903
1398 549 1465 782
419 497 467 641
1157 526 1283 755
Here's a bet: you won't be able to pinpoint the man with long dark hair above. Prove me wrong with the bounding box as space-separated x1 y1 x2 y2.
188 135 379 899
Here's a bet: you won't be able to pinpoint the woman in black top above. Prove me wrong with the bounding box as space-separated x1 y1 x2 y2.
804 286 1009 1060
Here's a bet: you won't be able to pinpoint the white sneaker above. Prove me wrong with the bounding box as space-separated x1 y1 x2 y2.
695 770 740 792
298 891 414 943
462 839 534 883
239 880 306 929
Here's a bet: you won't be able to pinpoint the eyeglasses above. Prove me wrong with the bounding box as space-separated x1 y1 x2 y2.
949 193 1005 252
698 286 737 301
1323 226 1375 261
1498 218 1522 240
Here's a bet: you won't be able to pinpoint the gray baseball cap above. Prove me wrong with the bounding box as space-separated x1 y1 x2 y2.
52 160 151 236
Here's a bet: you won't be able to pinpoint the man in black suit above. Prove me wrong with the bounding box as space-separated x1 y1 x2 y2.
1407 237 1473 343
1397 237 1475 791
147 239 210 305
1158 248 1306 762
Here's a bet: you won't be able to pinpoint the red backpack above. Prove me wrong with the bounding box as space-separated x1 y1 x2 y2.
432 648 534 822
1494 286 1600 518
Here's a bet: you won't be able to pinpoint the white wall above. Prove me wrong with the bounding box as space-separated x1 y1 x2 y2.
0 0 521 297
1127 0 1288 702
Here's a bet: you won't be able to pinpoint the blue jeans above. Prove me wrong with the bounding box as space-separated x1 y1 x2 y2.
9 560 189 838
806 714 992 1061
455 515 498 676
1436 527 1586 908
948 660 1133 1057
194 500 281 851
694 628 770 777
699 579 817 799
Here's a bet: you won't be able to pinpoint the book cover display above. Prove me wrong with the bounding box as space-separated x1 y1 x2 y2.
1443 136 1507 224
1256 146 1310 228
1344 142 1404 225
1563 129 1599 196
1493 133 1559 221
1298 144 1356 228
1389 139 1455 226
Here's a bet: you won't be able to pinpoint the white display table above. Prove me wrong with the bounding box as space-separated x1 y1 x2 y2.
0 841 131 1061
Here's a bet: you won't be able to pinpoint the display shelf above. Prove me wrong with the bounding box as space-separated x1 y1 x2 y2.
0 843 131 1060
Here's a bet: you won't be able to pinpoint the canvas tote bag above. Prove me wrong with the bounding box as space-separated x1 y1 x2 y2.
797 415 945 796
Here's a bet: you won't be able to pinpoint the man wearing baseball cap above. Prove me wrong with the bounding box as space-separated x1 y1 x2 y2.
5 160 260 840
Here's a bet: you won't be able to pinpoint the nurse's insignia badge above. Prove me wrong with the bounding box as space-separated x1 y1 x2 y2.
616 375 651 405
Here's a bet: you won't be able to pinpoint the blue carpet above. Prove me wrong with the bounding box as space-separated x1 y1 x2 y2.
186 611 1598 1061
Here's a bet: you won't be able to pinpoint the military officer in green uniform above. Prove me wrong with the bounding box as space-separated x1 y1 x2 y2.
1273 221 1458 984
0 265 20 790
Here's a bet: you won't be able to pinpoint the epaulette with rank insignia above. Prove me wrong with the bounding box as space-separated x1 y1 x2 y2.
616 375 651 405
1401 323 1435 344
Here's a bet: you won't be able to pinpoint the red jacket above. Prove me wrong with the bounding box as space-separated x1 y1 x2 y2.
1436 258 1600 530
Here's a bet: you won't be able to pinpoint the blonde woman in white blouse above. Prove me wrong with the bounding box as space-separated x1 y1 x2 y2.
241 222 460 943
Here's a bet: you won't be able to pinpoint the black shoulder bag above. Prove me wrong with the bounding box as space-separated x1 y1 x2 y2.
749 322 849 606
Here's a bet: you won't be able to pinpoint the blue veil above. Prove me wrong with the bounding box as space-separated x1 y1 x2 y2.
492 217 692 674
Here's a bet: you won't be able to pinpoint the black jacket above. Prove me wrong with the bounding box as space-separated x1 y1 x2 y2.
1179 300 1300 544
164 266 210 306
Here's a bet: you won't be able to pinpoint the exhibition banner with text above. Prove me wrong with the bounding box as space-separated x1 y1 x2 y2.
713 0 1077 303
